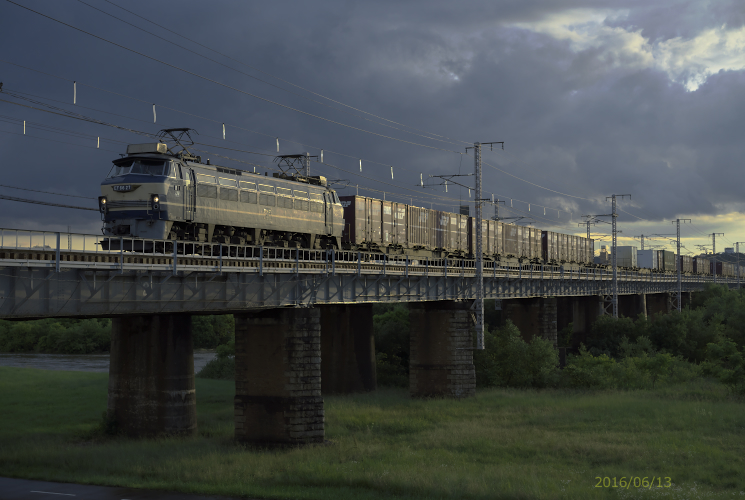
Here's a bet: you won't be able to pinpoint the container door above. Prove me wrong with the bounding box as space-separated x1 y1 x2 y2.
184 167 196 221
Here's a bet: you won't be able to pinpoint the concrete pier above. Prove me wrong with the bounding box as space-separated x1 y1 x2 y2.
502 297 558 346
646 293 671 317
107 314 197 437
234 308 324 445
409 301 475 398
320 304 376 394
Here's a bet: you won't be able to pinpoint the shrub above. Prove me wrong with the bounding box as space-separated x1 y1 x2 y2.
196 340 235 380
702 338 745 394
373 304 410 386
0 318 111 354
192 315 234 349
474 320 558 389
586 315 641 357
647 309 722 363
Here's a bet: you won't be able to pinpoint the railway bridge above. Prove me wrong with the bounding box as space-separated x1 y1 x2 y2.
0 228 736 444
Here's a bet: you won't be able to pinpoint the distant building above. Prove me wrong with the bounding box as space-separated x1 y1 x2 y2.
725 247 734 254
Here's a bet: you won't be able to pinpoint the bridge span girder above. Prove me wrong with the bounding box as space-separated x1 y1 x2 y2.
0 263 732 319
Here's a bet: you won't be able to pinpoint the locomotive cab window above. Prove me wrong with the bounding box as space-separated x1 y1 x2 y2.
108 159 168 177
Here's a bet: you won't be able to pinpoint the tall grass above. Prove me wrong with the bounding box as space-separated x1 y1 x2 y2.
1 366 744 499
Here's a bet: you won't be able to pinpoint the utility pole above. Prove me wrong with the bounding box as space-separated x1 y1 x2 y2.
465 141 503 350
491 197 505 221
580 215 612 239
711 233 724 283
672 219 691 311
607 194 631 318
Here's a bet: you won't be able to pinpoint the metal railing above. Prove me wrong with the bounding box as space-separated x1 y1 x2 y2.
0 228 741 285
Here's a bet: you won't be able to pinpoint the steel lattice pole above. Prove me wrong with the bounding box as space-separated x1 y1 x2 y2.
713 233 716 285
474 142 485 349
612 195 618 318
677 219 681 311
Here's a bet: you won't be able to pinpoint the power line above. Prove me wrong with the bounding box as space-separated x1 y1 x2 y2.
5 0 464 154
0 180 96 200
0 193 96 211
0 128 120 154
100 0 471 147
75 0 469 149
1 84 587 218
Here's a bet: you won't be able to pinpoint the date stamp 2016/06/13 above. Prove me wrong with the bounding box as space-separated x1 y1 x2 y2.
595 477 671 489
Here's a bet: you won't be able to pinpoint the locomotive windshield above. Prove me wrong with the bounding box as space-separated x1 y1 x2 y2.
108 159 169 178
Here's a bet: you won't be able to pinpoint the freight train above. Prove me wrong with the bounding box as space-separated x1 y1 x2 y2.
98 133 596 265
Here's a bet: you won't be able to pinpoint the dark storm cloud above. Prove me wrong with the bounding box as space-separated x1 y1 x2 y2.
0 0 743 244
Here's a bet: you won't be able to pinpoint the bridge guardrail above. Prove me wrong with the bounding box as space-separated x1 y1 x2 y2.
0 228 739 287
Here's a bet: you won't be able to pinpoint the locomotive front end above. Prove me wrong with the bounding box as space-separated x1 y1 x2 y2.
100 142 175 241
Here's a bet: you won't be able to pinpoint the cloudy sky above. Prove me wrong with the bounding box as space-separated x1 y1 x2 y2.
1 0 744 257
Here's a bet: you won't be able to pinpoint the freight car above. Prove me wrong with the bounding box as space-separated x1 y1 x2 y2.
679 255 694 274
98 131 344 250
693 257 711 275
339 195 594 265
656 250 676 272
711 262 736 277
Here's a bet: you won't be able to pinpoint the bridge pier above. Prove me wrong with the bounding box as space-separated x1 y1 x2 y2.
320 304 377 394
107 314 197 437
646 293 671 317
618 294 647 319
409 301 475 398
234 308 324 445
502 297 558 347
561 295 603 347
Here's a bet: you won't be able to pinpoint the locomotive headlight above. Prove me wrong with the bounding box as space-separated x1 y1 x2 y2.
150 194 160 211
98 196 107 212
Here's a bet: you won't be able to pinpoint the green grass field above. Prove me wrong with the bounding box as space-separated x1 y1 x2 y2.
1 366 744 499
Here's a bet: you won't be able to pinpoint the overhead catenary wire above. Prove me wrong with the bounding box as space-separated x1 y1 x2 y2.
0 193 96 211
98 0 472 147
5 0 465 154
0 108 483 210
0 128 120 154
2 63 596 211
0 81 588 217
0 180 97 200
0 99 556 214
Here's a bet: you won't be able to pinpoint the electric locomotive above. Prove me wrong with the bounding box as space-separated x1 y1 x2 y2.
98 129 344 250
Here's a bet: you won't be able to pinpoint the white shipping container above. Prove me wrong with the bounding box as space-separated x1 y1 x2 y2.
637 249 658 270
613 246 638 268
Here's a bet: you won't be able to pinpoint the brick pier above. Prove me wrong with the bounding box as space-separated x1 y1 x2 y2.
234 308 324 445
409 301 476 398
